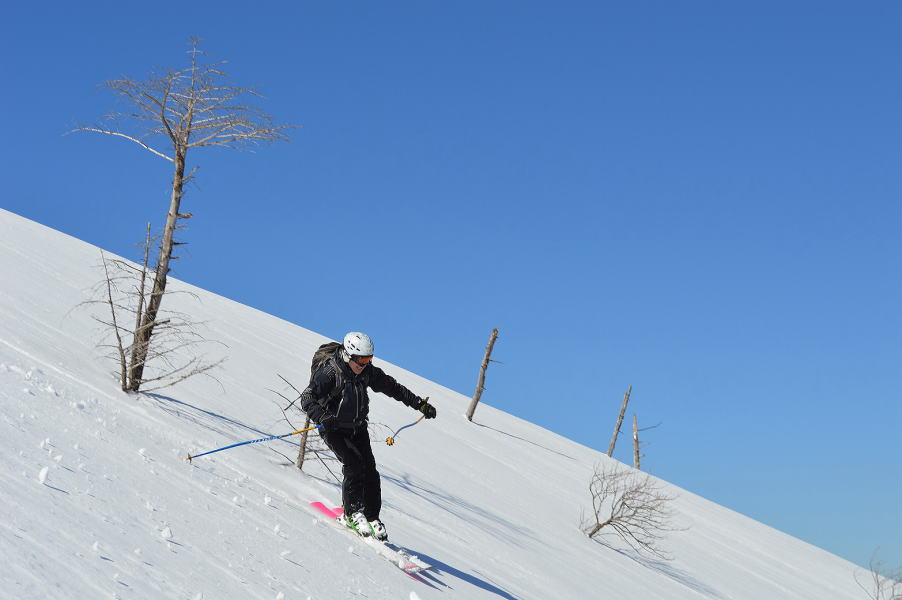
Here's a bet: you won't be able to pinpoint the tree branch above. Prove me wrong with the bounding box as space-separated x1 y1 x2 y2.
70 127 173 161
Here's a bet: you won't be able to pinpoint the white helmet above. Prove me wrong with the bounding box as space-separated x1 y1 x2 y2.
343 331 374 357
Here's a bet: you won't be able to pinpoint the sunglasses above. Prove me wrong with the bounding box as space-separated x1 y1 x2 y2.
351 355 373 366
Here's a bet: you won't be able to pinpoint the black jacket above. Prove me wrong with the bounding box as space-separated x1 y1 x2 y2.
300 349 423 430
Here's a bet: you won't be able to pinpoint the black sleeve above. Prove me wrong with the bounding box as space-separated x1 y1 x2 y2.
299 364 338 423
368 365 422 409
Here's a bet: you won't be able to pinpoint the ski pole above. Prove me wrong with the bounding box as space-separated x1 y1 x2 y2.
385 416 424 446
185 425 318 462
385 398 430 446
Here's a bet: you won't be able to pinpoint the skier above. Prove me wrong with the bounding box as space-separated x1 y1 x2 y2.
300 332 437 541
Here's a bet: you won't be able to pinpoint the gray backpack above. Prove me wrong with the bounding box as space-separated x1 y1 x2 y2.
310 341 342 380
308 342 346 406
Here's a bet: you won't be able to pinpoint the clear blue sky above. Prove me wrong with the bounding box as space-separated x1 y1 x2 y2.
2 1 899 571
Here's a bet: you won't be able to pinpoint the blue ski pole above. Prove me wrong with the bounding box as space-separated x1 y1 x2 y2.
185 425 318 462
385 416 425 446
385 397 431 446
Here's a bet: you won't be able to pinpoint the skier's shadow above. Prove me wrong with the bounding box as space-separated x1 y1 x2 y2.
411 551 519 599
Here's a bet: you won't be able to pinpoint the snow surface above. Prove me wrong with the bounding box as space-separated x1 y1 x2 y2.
0 208 866 599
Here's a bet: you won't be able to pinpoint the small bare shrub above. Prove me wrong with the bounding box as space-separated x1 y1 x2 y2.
583 463 677 559
856 554 902 600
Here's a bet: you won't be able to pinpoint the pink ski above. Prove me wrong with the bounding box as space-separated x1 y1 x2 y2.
308 501 431 575
310 501 342 519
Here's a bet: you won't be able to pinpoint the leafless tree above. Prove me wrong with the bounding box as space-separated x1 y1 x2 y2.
466 328 499 421
270 374 338 480
583 463 677 559
856 554 902 600
82 229 225 392
607 385 632 456
631 415 661 470
71 37 291 392
632 414 641 469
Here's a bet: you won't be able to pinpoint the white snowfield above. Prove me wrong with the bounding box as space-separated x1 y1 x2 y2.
0 208 865 599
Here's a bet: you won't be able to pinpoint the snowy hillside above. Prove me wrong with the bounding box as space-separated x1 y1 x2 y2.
0 208 866 599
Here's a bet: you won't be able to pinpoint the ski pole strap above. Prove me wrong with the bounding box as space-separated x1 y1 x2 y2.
186 426 317 462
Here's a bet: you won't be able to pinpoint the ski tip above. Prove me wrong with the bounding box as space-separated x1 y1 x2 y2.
310 501 343 519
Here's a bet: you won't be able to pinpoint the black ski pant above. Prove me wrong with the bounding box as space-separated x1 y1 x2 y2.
321 426 381 521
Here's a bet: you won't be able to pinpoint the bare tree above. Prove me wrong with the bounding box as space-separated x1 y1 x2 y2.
631 415 661 471
632 414 641 469
270 374 337 479
85 240 225 392
607 385 632 456
583 463 677 559
466 328 499 421
856 554 902 600
72 37 291 392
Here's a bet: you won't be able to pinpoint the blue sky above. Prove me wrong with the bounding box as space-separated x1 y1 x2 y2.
2 1 899 571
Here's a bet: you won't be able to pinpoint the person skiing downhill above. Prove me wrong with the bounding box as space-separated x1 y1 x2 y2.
300 332 436 541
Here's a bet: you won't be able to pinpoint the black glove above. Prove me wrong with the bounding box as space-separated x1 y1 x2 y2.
316 413 339 432
417 398 436 419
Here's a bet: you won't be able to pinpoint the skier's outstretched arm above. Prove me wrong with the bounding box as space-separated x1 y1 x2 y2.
368 366 436 418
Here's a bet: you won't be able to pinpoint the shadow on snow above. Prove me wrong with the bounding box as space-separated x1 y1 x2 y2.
406 549 520 600
593 539 727 600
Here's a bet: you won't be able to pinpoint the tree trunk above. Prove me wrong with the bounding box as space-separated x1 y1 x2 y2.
297 415 311 470
586 517 613 539
632 414 641 469
607 385 632 457
466 328 499 421
127 151 186 391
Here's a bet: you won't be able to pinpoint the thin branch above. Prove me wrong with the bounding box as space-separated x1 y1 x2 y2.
275 372 304 411
99 251 128 389
69 127 173 161
856 554 902 600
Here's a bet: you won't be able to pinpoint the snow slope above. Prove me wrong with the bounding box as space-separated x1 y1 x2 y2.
0 208 865 599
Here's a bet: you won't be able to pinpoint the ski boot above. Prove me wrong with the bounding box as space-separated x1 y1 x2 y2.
345 511 372 537
369 519 388 541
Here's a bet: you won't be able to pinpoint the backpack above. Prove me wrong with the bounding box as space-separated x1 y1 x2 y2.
309 342 347 409
310 341 343 381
